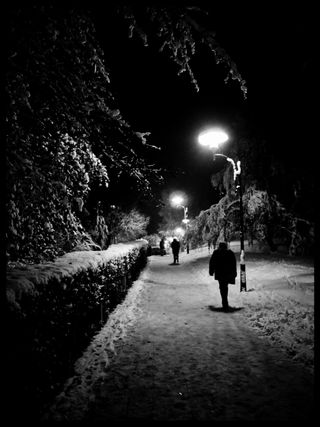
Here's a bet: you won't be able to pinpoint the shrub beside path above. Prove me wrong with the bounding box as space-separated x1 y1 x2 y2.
45 250 314 422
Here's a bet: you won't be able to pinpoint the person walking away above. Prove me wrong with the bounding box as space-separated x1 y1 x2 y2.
159 237 165 256
171 238 180 264
209 242 237 311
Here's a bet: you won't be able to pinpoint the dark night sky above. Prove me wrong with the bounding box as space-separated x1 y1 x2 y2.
91 2 316 220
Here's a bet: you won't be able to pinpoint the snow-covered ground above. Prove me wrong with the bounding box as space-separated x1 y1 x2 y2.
43 246 314 421
186 247 314 372
214 252 314 371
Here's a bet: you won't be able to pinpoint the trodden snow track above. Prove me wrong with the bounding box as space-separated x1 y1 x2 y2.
45 249 314 422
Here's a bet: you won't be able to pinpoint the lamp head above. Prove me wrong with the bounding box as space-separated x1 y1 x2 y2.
171 195 184 207
198 128 229 149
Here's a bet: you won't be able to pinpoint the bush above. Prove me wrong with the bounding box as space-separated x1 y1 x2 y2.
6 241 147 421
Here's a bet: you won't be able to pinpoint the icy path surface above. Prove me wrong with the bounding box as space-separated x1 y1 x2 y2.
44 249 314 422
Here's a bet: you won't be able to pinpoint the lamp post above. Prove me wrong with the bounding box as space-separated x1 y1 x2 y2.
171 195 190 254
198 128 247 292
182 215 190 254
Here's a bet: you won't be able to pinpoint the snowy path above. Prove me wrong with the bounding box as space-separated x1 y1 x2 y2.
45 249 314 421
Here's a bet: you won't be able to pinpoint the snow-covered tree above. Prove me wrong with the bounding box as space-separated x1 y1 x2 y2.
6 5 160 262
6 3 248 263
117 4 247 96
118 209 150 242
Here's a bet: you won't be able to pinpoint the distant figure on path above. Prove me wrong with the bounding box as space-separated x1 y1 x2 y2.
159 237 166 256
209 242 237 311
171 238 180 264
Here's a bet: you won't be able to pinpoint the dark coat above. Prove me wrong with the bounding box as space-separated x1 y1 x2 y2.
209 247 237 284
171 239 180 254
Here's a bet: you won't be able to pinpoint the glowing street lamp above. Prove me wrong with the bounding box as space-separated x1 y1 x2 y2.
171 195 188 222
175 227 185 236
171 195 184 206
198 128 247 292
198 128 229 149
171 194 190 254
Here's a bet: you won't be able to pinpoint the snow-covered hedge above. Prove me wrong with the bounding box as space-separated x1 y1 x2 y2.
6 240 148 410
7 240 147 312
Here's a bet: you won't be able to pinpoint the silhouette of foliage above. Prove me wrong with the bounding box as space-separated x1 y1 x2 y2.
6 3 248 263
6 5 160 262
119 4 247 96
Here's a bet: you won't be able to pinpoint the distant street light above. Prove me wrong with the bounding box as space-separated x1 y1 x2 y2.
171 194 190 254
198 128 247 292
171 195 184 206
175 227 185 236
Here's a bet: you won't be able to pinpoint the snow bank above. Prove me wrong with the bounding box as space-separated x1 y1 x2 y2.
237 290 314 372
